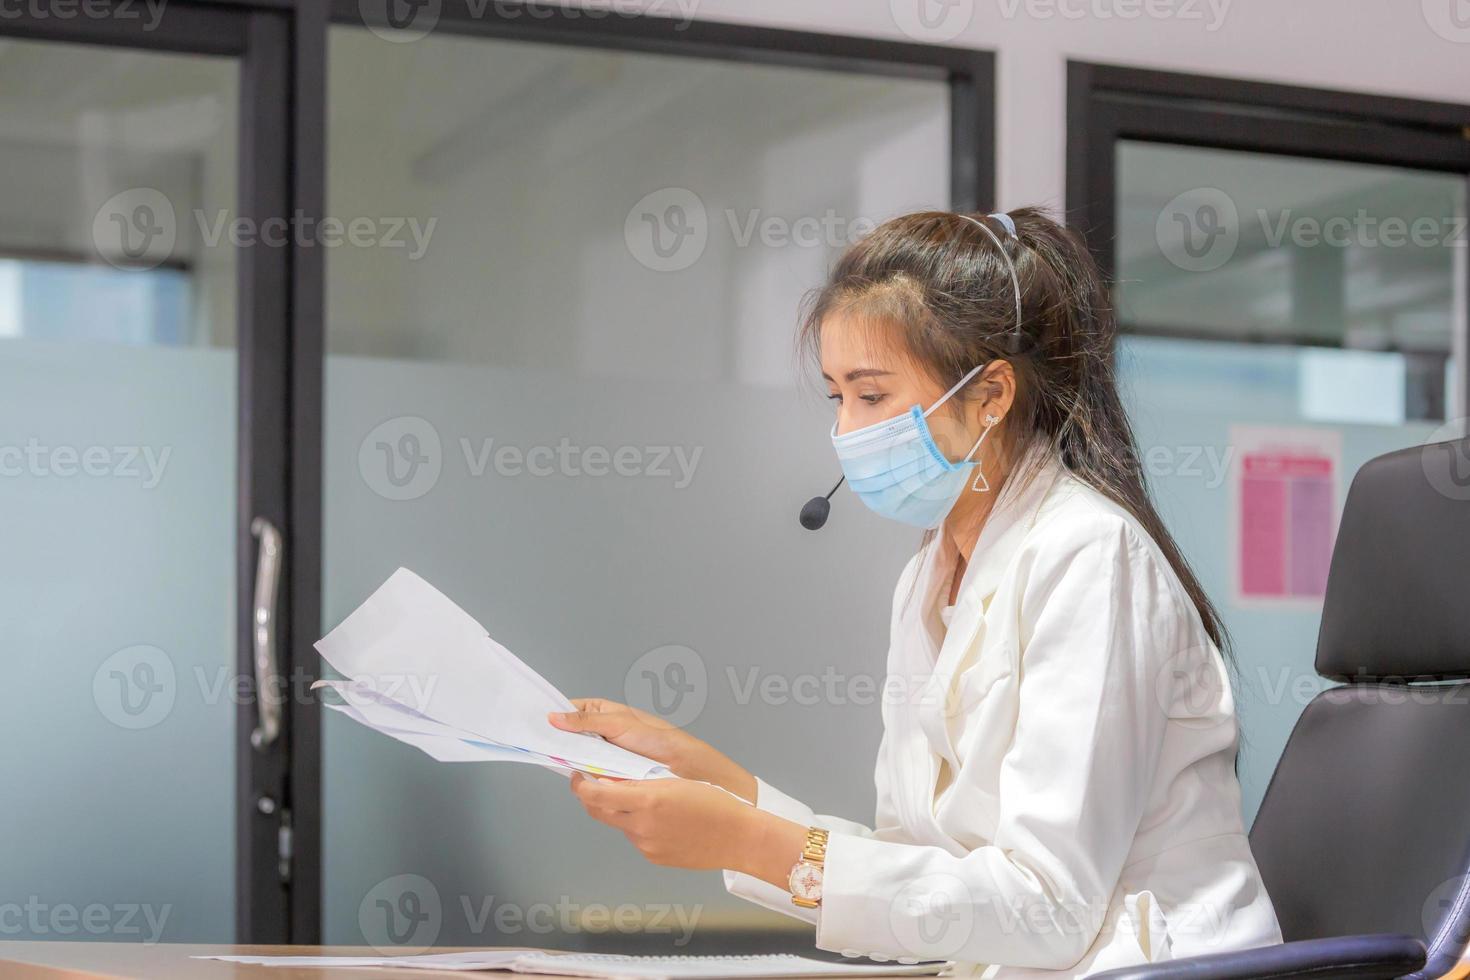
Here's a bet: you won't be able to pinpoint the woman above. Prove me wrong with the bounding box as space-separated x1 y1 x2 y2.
551 208 1282 977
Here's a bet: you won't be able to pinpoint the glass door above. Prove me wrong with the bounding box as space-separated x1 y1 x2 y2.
0 4 306 944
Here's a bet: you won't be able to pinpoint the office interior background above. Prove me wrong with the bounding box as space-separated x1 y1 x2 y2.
2 0 1468 956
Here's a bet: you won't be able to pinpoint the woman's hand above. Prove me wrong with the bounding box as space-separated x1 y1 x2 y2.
550 699 756 802
569 773 807 885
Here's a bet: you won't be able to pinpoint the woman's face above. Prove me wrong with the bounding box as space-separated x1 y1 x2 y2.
821 311 949 437
820 310 1016 466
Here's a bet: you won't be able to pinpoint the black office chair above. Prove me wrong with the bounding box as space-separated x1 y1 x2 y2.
1093 437 1470 980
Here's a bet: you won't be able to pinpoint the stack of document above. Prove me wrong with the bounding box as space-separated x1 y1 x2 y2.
195 950 948 977
314 568 671 781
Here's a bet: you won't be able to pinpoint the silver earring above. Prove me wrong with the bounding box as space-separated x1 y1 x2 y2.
970 415 1002 493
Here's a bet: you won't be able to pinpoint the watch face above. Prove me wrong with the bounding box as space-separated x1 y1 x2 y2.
789 863 824 901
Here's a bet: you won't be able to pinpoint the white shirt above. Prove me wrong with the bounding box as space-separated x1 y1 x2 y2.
724 450 1282 977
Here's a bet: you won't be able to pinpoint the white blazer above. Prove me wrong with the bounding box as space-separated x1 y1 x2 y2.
724 449 1282 977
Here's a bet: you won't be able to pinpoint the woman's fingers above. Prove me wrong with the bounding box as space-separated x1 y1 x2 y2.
551 701 671 748
577 799 632 829
553 702 714 784
549 702 632 739
570 774 645 834
566 698 616 714
570 772 641 813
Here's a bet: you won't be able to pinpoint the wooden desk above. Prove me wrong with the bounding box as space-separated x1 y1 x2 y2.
0 944 567 979
5 942 1462 980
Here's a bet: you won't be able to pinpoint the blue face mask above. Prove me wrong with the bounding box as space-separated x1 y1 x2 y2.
830 362 997 530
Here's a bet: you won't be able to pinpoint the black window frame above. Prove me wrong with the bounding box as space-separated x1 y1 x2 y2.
1066 61 1470 413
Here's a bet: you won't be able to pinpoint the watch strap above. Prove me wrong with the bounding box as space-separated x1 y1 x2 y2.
790 827 829 909
801 826 829 866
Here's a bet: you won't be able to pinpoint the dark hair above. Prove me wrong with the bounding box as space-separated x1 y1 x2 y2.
798 207 1230 654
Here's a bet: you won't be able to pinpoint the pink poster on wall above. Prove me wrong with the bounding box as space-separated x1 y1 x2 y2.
1230 426 1342 605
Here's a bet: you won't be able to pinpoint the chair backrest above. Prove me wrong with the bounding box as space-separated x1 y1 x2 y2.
1248 437 1470 980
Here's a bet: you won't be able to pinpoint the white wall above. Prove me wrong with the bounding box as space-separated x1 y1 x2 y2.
553 0 1470 212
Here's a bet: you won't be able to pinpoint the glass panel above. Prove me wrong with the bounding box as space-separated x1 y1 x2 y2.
1117 141 1465 423
0 259 192 345
325 29 949 950
0 41 238 942
1114 141 1468 821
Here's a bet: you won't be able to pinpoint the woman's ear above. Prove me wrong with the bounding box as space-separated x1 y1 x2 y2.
975 360 1017 423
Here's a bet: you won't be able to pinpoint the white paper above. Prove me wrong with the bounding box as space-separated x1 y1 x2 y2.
511 953 948 979
192 951 948 977
321 701 575 771
193 950 527 970
314 569 671 780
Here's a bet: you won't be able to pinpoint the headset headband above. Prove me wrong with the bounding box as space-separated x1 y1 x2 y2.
958 212 1026 355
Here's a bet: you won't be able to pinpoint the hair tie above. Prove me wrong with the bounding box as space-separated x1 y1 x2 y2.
987 211 1017 238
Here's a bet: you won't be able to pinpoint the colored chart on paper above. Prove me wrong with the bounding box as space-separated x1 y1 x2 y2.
1231 426 1341 603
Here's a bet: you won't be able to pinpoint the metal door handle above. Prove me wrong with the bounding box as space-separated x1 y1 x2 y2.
250 517 283 750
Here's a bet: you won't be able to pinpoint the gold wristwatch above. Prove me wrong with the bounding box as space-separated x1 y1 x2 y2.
788 827 829 909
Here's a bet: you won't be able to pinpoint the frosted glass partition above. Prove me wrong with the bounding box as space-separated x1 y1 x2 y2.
0 41 239 942
325 28 949 949
0 341 237 942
